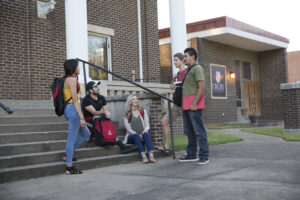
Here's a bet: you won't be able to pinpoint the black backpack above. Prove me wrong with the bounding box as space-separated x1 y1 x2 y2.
172 65 197 106
50 78 71 116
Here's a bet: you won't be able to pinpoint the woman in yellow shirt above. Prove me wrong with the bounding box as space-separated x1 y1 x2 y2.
63 59 90 174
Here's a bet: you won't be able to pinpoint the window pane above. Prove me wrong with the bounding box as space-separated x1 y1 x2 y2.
242 61 251 80
88 35 108 80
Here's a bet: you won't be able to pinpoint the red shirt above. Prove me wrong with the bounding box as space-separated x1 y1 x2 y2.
177 68 187 82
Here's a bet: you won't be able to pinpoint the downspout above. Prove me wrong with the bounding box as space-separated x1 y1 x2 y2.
137 0 143 83
26 0 32 99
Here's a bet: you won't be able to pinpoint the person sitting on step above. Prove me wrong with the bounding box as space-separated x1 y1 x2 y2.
82 81 138 154
123 94 156 163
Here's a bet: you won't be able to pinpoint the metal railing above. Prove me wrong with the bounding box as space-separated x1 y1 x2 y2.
76 58 177 159
0 101 14 114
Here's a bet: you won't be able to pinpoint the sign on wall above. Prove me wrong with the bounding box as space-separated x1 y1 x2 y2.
210 64 227 99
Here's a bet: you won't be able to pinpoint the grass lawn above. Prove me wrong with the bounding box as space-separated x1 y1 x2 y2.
206 124 252 129
171 132 243 151
242 128 300 141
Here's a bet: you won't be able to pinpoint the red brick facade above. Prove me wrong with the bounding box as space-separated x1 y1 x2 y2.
0 0 160 100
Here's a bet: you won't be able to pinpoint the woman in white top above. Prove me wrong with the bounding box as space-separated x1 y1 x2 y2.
123 95 156 163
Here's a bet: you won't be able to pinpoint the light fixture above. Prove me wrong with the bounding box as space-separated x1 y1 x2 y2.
37 0 56 19
229 71 235 79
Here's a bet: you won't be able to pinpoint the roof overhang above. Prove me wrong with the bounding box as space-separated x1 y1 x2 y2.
159 16 289 52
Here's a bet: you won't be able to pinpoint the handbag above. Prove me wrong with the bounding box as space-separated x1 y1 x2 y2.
172 65 196 106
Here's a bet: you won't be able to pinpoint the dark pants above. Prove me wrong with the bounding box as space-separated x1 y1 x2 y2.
127 132 153 155
182 109 209 159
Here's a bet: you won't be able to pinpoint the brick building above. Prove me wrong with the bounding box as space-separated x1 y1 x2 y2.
159 16 289 123
287 51 300 83
0 0 160 100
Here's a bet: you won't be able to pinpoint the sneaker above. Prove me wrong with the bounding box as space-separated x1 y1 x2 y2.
178 155 198 162
198 158 209 165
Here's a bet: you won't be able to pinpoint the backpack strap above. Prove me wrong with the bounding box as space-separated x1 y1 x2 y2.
128 108 144 122
140 108 144 120
64 77 80 104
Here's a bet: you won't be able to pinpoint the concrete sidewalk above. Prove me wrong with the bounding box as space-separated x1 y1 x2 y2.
1 129 300 200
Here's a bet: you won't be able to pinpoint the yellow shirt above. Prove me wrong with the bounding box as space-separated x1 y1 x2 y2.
63 87 81 104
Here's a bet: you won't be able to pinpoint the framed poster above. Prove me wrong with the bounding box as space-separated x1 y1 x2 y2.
210 64 227 99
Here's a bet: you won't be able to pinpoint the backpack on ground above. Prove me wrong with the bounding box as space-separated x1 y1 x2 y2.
50 78 71 116
93 116 116 146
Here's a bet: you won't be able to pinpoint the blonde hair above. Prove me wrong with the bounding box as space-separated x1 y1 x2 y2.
125 94 143 119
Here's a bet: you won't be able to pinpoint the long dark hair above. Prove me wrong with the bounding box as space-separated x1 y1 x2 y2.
64 59 78 78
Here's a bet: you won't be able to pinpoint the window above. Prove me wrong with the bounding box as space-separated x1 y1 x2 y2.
242 61 251 80
88 34 111 80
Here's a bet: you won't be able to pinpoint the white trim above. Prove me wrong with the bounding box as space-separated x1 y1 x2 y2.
159 37 171 45
107 37 112 81
187 27 228 40
88 24 115 36
226 27 288 48
87 33 112 81
160 27 288 49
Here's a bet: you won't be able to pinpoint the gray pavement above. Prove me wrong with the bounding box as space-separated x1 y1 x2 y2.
1 129 300 200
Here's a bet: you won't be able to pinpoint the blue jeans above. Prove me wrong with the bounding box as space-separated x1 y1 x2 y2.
64 104 90 165
182 109 209 159
127 132 153 155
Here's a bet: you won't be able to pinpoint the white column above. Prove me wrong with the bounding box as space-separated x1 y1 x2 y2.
65 0 89 83
169 0 187 74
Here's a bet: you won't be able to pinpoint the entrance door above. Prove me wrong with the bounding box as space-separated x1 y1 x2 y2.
243 81 261 116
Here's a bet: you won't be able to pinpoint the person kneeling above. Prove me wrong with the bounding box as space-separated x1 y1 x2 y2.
123 94 156 163
82 81 137 154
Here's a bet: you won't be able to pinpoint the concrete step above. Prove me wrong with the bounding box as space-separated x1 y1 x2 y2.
0 128 126 144
0 145 138 169
0 108 55 117
0 123 68 133
0 140 67 156
0 131 67 144
0 132 128 156
0 151 169 184
0 115 66 125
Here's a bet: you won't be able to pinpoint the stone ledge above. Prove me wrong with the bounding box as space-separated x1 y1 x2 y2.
280 81 300 90
284 129 300 134
106 93 167 102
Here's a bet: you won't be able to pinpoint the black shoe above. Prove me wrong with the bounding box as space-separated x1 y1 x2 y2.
65 166 82 175
120 145 139 154
198 158 209 165
178 155 198 162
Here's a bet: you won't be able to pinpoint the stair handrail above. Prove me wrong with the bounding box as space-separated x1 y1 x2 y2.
76 58 177 159
0 101 14 114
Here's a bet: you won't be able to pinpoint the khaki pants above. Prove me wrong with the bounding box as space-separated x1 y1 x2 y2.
163 104 182 121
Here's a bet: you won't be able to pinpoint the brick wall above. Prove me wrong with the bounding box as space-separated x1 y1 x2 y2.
198 38 238 124
0 0 31 100
148 97 163 146
142 0 160 83
281 87 300 131
259 49 287 121
0 0 160 100
88 0 160 83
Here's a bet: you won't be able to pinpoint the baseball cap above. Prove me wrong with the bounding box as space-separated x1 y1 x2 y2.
86 81 101 92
